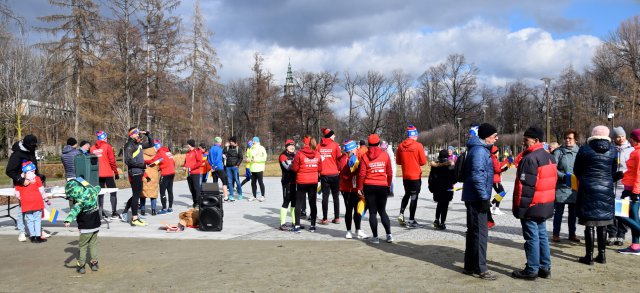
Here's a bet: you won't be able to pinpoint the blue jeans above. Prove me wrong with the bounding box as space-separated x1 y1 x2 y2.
552 202 577 237
24 210 42 237
139 198 157 211
16 205 25 233
618 201 640 244
521 219 551 273
226 166 241 197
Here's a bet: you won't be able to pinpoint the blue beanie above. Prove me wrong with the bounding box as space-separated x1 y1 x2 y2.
252 137 260 143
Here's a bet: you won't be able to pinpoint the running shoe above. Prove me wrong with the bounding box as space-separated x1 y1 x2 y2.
167 208 174 214
617 246 640 255
309 226 316 233
345 231 353 239
229 196 235 202
279 224 289 231
386 234 394 243
370 237 380 244
433 220 441 229
90 261 99 271
18 232 26 242
131 219 147 227
332 218 341 224
320 219 329 225
102 215 112 222
492 207 505 215
248 197 256 202
110 212 120 219
397 214 405 226
157 209 168 215
258 196 265 202
406 220 421 229
237 196 243 201
357 230 369 239
76 264 86 274
488 221 496 230
41 230 52 238
291 226 301 234
439 223 447 230
119 213 129 223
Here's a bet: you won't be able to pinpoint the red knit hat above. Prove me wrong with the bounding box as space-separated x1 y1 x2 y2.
630 129 640 143
321 128 335 138
368 134 380 145
285 139 295 147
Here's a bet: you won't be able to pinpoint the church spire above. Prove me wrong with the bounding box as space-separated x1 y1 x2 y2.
284 59 294 97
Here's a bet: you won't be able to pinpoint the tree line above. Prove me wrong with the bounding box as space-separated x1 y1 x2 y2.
1 1 639 157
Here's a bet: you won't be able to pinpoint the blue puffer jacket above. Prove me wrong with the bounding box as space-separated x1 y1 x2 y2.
208 144 225 171
61 145 80 178
461 136 493 202
574 137 618 222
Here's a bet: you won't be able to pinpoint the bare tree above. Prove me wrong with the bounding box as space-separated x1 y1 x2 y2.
355 70 394 135
606 15 640 120
340 71 359 137
430 54 479 126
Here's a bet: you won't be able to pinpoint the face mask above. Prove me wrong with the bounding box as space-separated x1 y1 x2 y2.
24 171 36 181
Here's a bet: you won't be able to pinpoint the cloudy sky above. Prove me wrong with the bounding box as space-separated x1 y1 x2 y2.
7 0 640 90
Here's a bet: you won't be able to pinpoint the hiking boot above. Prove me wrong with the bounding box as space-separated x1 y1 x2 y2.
552 235 561 242
569 235 581 243
90 261 99 271
511 269 537 280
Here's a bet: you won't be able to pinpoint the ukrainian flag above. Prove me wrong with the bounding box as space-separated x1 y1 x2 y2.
49 208 59 223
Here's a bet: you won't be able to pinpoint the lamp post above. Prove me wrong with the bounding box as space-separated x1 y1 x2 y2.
481 104 488 121
229 103 236 136
541 77 552 142
609 96 617 129
513 123 518 155
456 117 462 151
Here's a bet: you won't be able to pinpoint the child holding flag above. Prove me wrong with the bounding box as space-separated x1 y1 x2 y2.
339 140 367 239
64 178 102 274
14 160 49 243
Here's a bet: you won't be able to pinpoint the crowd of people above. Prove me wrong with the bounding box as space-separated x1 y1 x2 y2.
5 121 640 279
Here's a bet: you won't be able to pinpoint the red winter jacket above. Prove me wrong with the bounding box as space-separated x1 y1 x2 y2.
155 146 176 176
339 153 359 192
90 140 118 178
318 138 341 176
16 176 45 213
292 145 322 184
395 138 427 180
492 154 508 183
513 143 557 220
358 146 393 190
184 148 203 175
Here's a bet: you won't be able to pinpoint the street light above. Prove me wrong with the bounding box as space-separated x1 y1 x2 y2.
456 117 463 151
609 96 617 129
513 123 518 155
229 103 236 136
541 77 552 142
481 104 488 121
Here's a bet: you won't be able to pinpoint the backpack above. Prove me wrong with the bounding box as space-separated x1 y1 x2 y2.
454 151 467 183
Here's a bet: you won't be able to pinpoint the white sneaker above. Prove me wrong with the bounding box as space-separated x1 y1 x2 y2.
18 232 26 242
41 231 51 238
248 197 256 202
397 214 405 226
492 207 505 215
345 231 353 239
258 196 265 202
357 230 369 239
386 234 394 243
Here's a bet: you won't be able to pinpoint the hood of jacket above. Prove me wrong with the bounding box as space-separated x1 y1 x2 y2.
466 135 490 150
300 146 317 158
94 140 109 149
12 141 31 154
366 146 383 160
400 138 419 151
587 136 612 154
62 145 76 154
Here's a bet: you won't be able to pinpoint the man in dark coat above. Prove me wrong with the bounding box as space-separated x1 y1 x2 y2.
512 126 557 280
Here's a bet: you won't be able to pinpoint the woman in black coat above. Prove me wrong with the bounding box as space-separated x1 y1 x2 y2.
573 126 619 265
429 150 456 230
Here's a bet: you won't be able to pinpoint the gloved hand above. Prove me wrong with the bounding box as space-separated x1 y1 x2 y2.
145 176 151 183
115 173 120 180
621 190 638 201
480 200 491 213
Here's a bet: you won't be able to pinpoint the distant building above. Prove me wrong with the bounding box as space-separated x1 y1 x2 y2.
19 99 73 117
284 61 294 97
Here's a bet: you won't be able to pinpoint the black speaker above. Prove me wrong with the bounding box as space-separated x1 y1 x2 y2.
200 182 223 231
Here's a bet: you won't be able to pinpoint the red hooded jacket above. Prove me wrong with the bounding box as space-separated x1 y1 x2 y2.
184 148 203 175
155 146 176 176
90 140 118 178
292 145 322 184
16 176 44 213
339 153 359 192
358 146 393 190
395 138 427 180
318 138 341 176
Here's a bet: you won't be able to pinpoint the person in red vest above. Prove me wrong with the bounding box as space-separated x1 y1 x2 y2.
90 131 120 220
318 127 342 224
511 126 557 280
395 124 427 228
152 139 176 215
292 135 322 233
358 134 393 244
184 139 204 208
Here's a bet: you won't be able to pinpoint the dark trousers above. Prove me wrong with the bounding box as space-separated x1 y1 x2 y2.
435 200 450 224
364 185 391 238
400 179 421 220
295 184 318 226
159 174 175 209
464 201 489 273
251 171 265 198
187 174 201 206
552 202 577 237
342 191 361 231
321 175 340 220
98 177 117 213
282 182 297 208
607 217 628 239
125 173 142 216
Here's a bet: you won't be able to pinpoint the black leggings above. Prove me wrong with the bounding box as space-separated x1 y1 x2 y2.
342 191 361 231
400 179 421 220
187 174 201 206
282 183 297 208
98 177 117 213
251 171 265 198
435 200 450 224
492 183 505 207
125 173 142 217
160 174 175 209
213 169 228 186
295 184 318 226
364 185 391 238
321 175 340 220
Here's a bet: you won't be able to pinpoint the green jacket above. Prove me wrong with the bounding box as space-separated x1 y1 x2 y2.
553 144 579 203
64 179 101 223
248 144 267 172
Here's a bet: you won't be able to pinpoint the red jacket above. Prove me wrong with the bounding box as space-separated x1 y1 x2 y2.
16 177 44 213
201 151 212 174
358 146 393 190
318 138 341 176
90 140 118 178
492 154 508 183
395 138 427 180
622 145 640 194
339 153 359 192
184 148 203 175
292 146 322 184
513 143 557 220
155 146 176 176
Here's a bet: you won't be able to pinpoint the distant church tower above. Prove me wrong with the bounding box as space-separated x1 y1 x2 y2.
284 61 294 97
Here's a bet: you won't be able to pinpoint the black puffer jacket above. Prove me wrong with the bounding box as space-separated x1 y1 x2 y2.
5 141 44 185
574 137 618 222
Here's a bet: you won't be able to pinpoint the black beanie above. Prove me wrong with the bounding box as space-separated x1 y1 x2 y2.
438 149 449 162
478 123 497 139
187 139 196 147
66 137 78 146
359 140 366 146
523 126 544 142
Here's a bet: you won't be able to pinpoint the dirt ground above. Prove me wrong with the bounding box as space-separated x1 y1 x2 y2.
1 236 638 292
